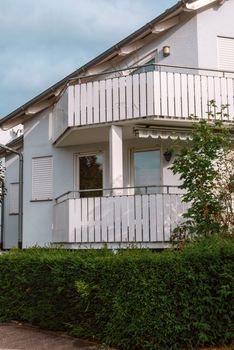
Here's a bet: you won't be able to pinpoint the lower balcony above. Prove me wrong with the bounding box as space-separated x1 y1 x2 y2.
53 186 188 248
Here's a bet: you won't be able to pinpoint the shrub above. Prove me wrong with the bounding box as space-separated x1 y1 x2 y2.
0 239 233 350
171 102 234 239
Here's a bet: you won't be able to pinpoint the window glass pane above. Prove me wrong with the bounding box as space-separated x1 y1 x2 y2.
133 150 160 194
79 154 103 198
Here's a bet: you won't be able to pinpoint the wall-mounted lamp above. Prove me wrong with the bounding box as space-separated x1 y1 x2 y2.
163 45 170 57
163 149 173 162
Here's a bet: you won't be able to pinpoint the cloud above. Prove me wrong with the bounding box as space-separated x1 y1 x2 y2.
0 0 175 116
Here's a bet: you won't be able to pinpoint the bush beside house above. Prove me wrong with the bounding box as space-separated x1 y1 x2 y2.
0 238 233 350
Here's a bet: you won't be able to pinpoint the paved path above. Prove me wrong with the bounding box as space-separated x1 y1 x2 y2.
0 323 112 350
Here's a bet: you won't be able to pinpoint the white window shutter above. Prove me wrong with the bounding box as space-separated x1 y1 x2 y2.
218 36 234 71
9 183 19 214
32 156 53 200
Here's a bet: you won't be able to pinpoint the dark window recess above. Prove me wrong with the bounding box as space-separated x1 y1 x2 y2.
79 154 103 198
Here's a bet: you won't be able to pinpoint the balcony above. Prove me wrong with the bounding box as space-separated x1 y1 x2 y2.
53 186 189 248
52 64 234 142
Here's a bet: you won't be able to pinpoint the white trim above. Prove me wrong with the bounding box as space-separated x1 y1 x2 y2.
185 0 217 10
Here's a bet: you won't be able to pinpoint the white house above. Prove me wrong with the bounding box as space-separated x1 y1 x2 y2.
0 126 23 248
0 0 234 249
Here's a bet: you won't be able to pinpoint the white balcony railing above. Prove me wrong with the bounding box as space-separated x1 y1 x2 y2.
52 65 234 142
53 187 189 246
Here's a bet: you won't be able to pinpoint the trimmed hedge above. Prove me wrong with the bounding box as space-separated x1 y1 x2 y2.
0 238 233 350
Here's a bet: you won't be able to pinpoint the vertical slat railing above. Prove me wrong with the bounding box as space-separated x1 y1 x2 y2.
53 70 234 140
75 71 234 126
53 193 189 244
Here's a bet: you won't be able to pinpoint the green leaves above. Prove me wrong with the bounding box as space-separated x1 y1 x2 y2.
171 102 234 240
0 241 233 349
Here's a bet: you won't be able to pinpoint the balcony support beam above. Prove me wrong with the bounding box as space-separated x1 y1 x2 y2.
109 125 123 194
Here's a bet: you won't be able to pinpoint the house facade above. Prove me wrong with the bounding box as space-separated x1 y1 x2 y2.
0 0 234 249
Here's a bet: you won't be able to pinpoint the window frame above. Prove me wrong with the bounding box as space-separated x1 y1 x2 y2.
129 147 162 194
74 151 104 197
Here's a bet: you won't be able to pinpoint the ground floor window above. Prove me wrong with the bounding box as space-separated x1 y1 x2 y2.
9 183 19 214
32 156 53 201
132 149 161 194
78 153 103 198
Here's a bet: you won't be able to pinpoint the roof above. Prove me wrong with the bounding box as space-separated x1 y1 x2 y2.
0 0 220 130
0 135 23 157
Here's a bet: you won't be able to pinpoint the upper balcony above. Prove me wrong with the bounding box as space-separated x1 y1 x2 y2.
52 64 234 143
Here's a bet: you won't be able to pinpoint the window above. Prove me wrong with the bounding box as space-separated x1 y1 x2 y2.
132 149 161 194
32 156 53 200
77 153 103 198
217 36 234 72
9 183 19 214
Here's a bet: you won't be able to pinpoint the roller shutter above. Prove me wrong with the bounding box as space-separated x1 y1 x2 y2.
32 156 53 200
218 36 234 71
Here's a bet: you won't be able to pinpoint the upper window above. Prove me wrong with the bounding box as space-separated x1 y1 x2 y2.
217 36 234 72
32 156 53 201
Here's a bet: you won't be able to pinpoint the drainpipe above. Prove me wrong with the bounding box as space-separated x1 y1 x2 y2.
0 182 4 250
0 144 23 249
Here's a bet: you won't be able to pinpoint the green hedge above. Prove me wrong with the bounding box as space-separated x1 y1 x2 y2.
0 238 233 350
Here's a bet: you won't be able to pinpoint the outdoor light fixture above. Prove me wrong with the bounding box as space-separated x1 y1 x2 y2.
185 0 217 11
163 149 173 162
163 46 170 57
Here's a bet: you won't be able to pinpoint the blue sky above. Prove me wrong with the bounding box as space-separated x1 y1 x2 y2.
0 0 176 117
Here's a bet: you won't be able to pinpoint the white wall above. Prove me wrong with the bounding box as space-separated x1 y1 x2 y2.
0 130 11 145
197 1 234 70
0 125 23 145
21 104 183 248
23 109 71 247
107 11 199 73
22 108 110 247
102 1 232 75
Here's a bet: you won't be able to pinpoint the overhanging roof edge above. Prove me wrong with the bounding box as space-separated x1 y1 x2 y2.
0 1 185 129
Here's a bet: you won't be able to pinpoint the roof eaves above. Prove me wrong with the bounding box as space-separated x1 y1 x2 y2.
0 0 185 129
0 135 23 157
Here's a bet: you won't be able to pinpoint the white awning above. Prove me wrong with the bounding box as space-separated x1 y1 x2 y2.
135 128 192 141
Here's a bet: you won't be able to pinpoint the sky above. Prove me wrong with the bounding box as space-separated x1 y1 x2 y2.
0 0 176 117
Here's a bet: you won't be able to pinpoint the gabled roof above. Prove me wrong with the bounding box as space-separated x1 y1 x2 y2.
0 135 23 157
0 0 221 130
